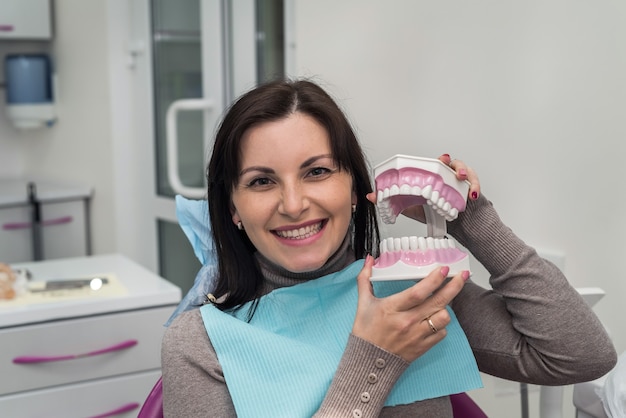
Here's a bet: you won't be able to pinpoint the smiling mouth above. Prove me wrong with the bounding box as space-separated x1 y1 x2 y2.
274 221 325 239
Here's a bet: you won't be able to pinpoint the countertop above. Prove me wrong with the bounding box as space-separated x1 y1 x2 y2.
0 179 93 207
0 253 181 328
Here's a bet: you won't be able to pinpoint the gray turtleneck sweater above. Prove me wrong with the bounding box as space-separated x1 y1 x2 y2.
161 195 617 417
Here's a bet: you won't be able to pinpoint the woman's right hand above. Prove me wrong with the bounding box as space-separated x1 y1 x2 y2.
352 255 469 363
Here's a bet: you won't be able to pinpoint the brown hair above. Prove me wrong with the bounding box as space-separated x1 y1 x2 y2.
207 79 379 311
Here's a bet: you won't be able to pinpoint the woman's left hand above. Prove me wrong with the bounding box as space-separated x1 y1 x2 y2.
367 154 481 223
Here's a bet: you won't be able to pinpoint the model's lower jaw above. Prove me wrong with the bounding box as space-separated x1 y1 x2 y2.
372 235 470 280
371 155 471 281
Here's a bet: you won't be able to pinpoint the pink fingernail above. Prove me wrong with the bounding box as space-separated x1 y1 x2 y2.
471 191 478 200
440 266 450 277
459 168 467 177
462 270 470 281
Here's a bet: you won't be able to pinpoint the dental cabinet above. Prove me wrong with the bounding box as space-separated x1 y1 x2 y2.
0 180 92 263
0 0 52 40
0 254 182 417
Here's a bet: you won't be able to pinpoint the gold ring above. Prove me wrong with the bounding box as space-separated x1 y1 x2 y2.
427 318 438 334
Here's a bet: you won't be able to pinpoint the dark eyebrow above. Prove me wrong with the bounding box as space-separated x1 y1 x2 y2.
300 154 333 169
239 154 333 176
239 166 274 176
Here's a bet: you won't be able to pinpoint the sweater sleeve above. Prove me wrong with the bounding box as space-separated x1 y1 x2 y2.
313 334 409 417
447 195 617 384
162 309 237 418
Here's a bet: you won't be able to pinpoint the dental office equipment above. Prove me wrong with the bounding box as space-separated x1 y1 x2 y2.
371 155 471 281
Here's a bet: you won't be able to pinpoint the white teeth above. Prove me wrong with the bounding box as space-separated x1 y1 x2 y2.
378 236 458 254
376 179 462 222
276 223 321 239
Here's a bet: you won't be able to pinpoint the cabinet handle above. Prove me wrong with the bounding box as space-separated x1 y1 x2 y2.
12 339 138 364
88 402 141 418
2 216 73 230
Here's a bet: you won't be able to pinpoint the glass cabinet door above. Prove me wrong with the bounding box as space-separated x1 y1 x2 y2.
151 0 204 198
147 0 285 293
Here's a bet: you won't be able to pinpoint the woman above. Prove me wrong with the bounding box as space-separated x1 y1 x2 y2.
161 79 616 417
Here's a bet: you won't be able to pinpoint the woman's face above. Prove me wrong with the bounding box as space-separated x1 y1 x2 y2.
231 112 356 273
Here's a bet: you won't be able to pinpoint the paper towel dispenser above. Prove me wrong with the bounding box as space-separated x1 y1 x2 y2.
4 54 56 129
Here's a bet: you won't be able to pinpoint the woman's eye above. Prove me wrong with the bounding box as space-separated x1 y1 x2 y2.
247 177 273 187
308 167 332 177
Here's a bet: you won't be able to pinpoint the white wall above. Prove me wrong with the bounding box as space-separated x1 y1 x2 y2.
291 0 626 415
1 1 623 414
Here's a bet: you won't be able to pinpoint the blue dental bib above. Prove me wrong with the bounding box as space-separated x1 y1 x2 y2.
201 260 482 418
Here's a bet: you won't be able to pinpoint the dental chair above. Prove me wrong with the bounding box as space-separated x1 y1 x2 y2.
137 379 487 417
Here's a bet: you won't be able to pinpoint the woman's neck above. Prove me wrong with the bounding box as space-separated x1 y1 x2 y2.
254 234 356 294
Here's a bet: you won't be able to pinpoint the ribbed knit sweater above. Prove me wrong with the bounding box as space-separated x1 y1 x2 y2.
161 195 616 417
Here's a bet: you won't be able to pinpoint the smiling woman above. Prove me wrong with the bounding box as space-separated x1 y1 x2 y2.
231 113 355 273
160 79 616 418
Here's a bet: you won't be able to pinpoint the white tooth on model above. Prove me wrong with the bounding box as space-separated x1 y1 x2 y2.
450 208 458 218
437 197 445 209
411 185 422 195
418 237 427 250
441 239 449 249
378 190 384 202
443 202 451 212
380 240 386 254
383 188 390 199
409 236 418 250
386 237 395 251
400 184 411 195
390 184 400 196
426 237 435 249
401 236 409 250
422 185 432 199
434 239 441 249
431 190 439 205
394 238 401 251
449 240 456 248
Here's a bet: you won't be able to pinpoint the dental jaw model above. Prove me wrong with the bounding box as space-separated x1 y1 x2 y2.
371 155 471 281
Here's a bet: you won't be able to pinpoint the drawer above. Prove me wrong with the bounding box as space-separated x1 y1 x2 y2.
0 306 173 395
0 205 33 262
0 369 161 418
40 199 89 260
0 199 89 263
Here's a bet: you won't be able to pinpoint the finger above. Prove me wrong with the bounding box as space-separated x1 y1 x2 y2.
423 309 452 337
356 254 375 305
444 157 481 201
465 166 481 201
423 270 469 314
366 192 377 204
391 266 451 311
438 153 452 165
448 159 469 181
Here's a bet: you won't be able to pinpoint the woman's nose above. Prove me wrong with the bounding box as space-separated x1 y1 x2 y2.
278 184 308 218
